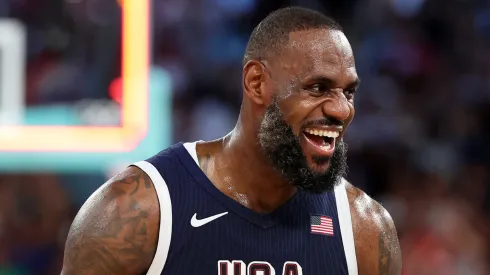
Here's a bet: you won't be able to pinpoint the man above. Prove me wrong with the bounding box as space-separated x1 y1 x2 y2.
61 7 402 275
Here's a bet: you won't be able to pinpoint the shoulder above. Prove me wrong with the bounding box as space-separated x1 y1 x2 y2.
61 166 160 275
344 181 402 275
87 166 160 218
345 181 394 234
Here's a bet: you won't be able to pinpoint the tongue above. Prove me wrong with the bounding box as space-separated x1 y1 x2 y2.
304 132 326 146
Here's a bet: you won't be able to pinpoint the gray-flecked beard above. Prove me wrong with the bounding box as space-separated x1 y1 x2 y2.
258 99 348 193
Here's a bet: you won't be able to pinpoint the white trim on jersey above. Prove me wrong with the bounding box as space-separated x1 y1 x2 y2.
132 161 173 275
183 141 201 165
334 179 359 275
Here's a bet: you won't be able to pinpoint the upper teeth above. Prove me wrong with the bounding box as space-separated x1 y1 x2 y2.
305 128 340 138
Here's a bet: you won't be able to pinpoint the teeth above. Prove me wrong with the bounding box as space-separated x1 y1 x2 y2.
305 128 340 138
320 143 331 150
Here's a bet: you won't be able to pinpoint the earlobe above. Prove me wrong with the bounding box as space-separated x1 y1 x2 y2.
243 60 266 105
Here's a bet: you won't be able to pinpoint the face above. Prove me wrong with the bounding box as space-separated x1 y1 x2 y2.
256 28 359 193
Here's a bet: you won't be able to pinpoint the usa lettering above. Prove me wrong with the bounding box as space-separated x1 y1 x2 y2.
218 261 303 275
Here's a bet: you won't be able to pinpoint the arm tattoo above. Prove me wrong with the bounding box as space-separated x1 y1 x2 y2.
378 230 402 275
62 169 158 275
378 231 393 275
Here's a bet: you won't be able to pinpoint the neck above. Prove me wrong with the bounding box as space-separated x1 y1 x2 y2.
218 113 297 213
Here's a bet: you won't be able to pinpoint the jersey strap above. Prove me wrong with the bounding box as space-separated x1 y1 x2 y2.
334 179 358 275
131 161 173 275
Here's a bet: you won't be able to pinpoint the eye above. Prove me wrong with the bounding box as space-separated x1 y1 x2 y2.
344 88 357 100
308 84 328 96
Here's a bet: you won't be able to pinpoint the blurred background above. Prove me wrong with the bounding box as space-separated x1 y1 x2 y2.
0 0 489 274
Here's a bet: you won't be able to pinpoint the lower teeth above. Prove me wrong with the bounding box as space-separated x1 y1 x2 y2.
321 144 331 150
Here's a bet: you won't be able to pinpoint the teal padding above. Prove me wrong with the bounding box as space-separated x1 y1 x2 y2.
0 67 172 172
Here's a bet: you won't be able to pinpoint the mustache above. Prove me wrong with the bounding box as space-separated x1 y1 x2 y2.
302 117 344 128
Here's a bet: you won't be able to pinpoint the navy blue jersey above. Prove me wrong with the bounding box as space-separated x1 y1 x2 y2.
132 142 358 275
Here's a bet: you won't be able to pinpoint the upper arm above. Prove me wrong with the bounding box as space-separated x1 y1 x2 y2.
373 206 402 275
61 166 160 275
347 184 402 275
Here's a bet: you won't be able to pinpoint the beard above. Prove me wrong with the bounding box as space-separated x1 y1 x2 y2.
258 99 348 194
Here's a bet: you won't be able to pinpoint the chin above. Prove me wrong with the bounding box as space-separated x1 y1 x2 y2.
307 157 331 174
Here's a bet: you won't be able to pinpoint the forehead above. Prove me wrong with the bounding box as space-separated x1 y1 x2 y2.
280 29 357 81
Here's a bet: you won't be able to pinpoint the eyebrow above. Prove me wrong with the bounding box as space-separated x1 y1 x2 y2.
308 75 361 88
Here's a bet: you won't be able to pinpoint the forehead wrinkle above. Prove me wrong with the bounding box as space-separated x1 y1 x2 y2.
287 29 355 77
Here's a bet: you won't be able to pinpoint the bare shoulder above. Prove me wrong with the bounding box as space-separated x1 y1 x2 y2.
345 182 402 275
61 166 160 275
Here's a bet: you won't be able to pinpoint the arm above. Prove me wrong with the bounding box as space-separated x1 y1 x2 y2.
61 166 159 275
346 184 402 275
374 209 401 275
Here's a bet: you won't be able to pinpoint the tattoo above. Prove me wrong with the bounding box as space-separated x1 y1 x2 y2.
378 231 392 275
378 228 402 275
117 170 153 195
62 168 158 275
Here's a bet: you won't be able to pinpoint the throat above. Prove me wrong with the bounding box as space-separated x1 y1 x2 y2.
231 186 297 214
211 169 297 214
201 136 298 213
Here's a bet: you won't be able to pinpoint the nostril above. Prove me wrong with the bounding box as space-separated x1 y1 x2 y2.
322 100 350 122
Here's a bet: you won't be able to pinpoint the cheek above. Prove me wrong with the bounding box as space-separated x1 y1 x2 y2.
279 97 311 134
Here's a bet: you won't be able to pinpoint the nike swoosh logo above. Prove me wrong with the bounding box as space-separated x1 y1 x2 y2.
190 212 228 227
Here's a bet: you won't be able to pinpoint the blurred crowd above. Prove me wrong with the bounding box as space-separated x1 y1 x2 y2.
0 0 489 274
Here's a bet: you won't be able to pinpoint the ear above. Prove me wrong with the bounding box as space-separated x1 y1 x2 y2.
242 60 268 106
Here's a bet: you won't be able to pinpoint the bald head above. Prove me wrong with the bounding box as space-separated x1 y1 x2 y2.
243 7 343 66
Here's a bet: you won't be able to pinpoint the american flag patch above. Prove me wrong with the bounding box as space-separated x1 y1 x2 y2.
311 215 334 236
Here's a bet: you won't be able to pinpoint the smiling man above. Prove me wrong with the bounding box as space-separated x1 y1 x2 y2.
61 6 402 275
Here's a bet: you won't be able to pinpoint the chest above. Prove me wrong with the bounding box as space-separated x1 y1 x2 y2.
151 146 352 274
162 192 349 274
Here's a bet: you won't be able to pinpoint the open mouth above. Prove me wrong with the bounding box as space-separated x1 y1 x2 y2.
302 128 340 155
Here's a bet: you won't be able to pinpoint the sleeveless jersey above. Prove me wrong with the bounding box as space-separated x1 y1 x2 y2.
131 142 358 275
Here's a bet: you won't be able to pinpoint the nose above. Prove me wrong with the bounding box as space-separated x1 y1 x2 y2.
321 89 351 122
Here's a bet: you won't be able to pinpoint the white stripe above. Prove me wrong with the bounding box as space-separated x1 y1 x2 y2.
132 161 173 275
183 141 201 164
313 226 333 230
335 178 358 275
